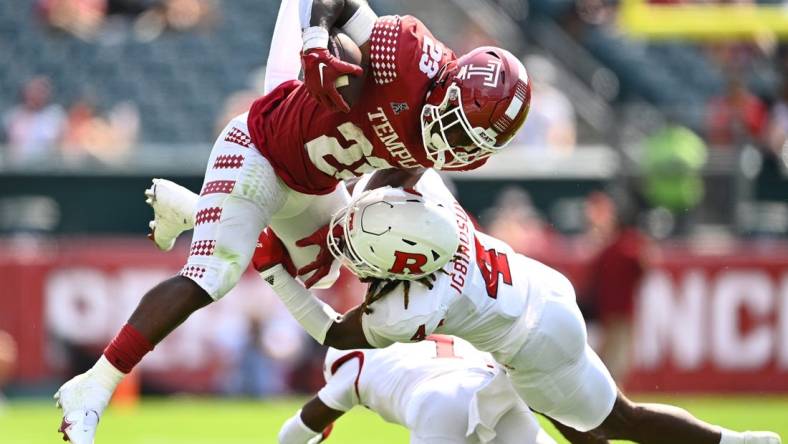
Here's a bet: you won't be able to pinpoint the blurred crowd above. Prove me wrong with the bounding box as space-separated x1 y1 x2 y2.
2 75 140 168
37 0 217 41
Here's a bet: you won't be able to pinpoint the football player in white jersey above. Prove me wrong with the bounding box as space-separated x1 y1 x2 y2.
248 169 781 444
280 335 556 444
141 170 780 444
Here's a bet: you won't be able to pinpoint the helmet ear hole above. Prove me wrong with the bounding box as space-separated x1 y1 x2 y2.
431 250 440 261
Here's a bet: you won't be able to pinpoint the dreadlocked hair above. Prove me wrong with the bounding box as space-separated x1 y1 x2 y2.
360 271 447 314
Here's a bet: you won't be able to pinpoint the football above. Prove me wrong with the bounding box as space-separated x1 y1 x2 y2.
329 32 366 109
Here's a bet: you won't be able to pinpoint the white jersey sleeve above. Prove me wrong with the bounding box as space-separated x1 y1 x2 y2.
317 350 364 412
361 276 452 348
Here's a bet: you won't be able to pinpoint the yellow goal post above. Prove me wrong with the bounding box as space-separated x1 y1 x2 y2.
618 0 788 40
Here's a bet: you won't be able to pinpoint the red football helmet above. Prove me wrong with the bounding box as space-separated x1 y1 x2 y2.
421 46 531 169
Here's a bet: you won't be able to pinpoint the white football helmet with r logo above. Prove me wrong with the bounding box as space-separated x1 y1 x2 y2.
328 187 459 280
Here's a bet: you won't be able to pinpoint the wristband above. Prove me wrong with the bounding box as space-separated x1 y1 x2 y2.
341 5 376 46
302 26 329 51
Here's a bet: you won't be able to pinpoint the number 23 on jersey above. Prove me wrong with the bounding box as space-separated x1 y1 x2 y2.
419 36 442 78
306 122 390 179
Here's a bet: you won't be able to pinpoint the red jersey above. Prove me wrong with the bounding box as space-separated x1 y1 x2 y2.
248 15 483 195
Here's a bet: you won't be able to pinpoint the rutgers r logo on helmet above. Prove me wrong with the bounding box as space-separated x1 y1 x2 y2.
421 46 531 169
389 251 429 275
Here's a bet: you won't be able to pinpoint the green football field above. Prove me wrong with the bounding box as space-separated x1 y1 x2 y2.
2 395 787 444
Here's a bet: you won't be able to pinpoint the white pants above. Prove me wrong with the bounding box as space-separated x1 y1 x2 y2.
181 113 348 299
408 371 552 444
505 260 618 432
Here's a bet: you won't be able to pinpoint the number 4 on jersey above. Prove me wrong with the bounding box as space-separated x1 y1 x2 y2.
475 237 512 299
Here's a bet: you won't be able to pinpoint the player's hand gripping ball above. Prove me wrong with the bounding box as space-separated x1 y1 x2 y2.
301 32 365 113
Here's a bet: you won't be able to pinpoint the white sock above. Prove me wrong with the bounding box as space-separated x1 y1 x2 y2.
89 355 126 392
720 428 745 444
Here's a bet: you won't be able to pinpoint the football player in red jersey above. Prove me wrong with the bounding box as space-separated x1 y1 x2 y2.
54 1 531 442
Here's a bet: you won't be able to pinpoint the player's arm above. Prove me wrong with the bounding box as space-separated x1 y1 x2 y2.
303 0 364 32
300 0 375 112
254 229 372 348
259 250 425 349
324 305 371 349
362 167 426 191
302 0 375 49
279 397 342 444
264 261 372 349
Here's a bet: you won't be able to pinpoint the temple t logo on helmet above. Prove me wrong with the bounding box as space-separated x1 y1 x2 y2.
327 187 460 280
421 46 531 169
457 59 503 88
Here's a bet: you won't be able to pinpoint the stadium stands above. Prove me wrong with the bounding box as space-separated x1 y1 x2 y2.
0 0 276 143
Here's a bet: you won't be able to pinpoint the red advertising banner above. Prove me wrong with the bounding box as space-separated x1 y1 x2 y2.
627 244 788 392
1 238 786 392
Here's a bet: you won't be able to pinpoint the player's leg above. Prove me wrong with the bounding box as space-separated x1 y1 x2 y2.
543 416 608 444
595 393 781 444
506 261 781 444
492 402 556 444
507 314 618 432
505 258 617 433
269 183 350 288
147 179 350 289
408 379 478 444
55 114 288 444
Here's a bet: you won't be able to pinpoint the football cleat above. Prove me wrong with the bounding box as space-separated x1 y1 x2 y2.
743 431 782 444
54 373 113 444
145 178 198 251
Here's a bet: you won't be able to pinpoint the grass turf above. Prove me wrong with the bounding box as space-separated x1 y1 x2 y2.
1 395 787 444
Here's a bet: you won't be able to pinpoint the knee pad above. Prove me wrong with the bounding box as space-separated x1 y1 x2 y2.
182 244 252 300
521 298 588 374
510 347 616 433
